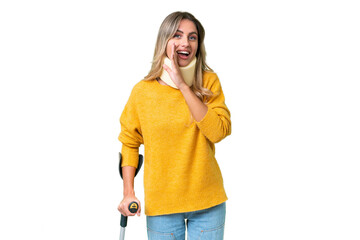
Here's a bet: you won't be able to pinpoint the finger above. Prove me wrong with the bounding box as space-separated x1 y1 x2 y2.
121 203 130 216
118 202 125 214
120 201 133 216
137 201 141 216
128 211 136 216
125 208 135 216
119 205 127 216
172 43 179 67
133 200 141 216
163 64 171 74
171 42 175 60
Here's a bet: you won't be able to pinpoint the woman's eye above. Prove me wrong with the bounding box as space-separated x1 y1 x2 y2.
189 35 197 41
174 34 181 38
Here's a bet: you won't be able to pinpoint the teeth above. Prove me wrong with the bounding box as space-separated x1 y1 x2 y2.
177 51 189 55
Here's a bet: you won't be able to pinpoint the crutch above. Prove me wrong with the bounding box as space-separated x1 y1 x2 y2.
118 153 143 240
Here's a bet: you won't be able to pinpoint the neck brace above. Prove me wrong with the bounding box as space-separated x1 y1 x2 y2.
160 57 196 89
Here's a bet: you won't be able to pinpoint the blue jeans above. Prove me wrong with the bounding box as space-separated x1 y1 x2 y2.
146 202 226 240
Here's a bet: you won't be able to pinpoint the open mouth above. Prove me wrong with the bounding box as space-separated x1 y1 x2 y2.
177 50 190 57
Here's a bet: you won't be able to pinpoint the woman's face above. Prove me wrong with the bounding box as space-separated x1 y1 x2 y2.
166 19 199 67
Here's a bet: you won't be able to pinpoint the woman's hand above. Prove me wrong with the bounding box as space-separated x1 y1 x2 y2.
162 43 187 90
163 43 208 122
118 194 141 217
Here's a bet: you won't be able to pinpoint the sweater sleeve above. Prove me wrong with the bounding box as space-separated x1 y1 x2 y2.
118 84 143 168
195 73 231 143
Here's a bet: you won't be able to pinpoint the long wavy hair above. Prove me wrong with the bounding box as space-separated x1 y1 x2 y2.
144 11 213 102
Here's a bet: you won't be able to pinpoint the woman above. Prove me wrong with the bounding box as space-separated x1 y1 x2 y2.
118 11 231 240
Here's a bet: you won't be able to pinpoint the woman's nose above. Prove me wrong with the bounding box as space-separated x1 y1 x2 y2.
180 37 189 46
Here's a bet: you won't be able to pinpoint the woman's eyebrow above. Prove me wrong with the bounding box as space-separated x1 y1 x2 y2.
176 29 198 35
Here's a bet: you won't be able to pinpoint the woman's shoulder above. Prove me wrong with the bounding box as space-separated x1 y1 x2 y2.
203 71 218 80
125 80 156 105
202 71 221 90
131 79 156 94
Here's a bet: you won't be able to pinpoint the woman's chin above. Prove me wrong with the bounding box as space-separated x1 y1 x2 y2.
178 58 193 67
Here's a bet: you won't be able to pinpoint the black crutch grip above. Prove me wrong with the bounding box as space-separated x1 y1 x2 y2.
120 214 127 228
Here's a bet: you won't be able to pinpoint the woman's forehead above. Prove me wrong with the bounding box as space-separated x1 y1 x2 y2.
178 19 197 33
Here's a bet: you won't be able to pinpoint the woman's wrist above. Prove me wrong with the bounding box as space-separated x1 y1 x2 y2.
179 82 190 92
123 189 135 197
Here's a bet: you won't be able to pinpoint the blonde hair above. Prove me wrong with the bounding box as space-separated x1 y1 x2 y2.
144 11 213 102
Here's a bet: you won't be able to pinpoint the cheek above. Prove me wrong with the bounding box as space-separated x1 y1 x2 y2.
192 43 199 56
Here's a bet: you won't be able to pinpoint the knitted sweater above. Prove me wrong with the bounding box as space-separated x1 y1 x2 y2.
118 71 231 216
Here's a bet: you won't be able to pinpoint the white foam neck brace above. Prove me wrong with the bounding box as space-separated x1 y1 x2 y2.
160 57 196 89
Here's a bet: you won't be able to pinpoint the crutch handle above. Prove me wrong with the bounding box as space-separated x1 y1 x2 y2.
120 201 139 227
128 201 139 213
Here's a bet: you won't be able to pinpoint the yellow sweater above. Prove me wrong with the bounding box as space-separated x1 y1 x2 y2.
118 71 231 216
